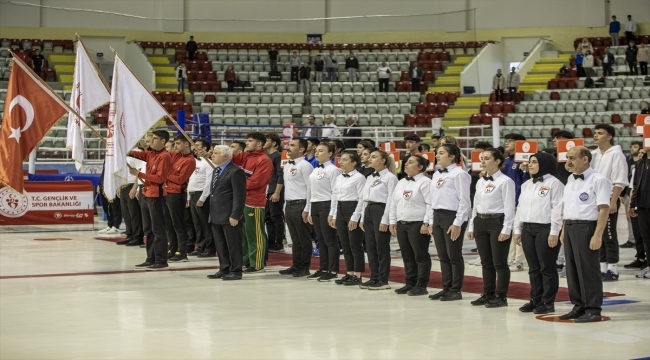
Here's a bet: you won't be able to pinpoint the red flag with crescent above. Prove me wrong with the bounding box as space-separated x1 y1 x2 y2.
0 57 68 193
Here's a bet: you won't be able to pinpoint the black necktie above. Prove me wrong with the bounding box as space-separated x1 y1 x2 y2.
405 176 415 181
372 172 380 177
342 173 351 178
288 160 295 165
211 167 222 189
317 164 324 168
438 168 448 174
573 174 584 180
484 175 494 181
533 176 544 183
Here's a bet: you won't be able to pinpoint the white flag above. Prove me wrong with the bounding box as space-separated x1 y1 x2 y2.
65 39 110 170
103 55 167 201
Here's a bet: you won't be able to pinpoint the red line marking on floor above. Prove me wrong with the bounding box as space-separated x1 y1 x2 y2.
33 238 73 241
0 266 220 280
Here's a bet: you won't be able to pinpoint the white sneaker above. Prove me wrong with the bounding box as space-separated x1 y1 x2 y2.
105 227 120 235
509 261 525 272
636 268 650 279
98 226 112 234
469 257 482 266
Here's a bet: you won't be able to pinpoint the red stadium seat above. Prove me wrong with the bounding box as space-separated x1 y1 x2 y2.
174 92 185 102
204 94 216 103
404 115 417 126
426 103 438 114
426 92 436 103
480 102 491 113
415 103 427 114
470 114 481 125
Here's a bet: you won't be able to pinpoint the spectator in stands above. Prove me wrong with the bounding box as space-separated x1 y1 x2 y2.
409 62 424 92
506 67 521 103
176 62 187 92
302 115 320 137
231 140 245 155
342 117 361 149
322 115 340 138
601 47 615 76
313 55 324 83
574 52 585 77
31 49 45 78
625 15 637 42
609 16 621 47
346 52 359 82
290 51 301 82
641 101 650 114
299 61 312 96
492 69 506 102
224 66 237 92
326 50 338 82
626 40 639 75
637 44 649 76
268 46 279 73
377 62 391 92
583 50 595 77
186 36 197 61
577 38 593 55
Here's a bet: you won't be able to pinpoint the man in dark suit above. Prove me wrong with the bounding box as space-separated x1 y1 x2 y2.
342 116 362 150
197 145 246 280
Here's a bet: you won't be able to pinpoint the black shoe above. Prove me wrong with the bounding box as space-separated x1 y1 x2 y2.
407 286 428 296
279 267 298 275
197 252 217 258
343 275 362 286
471 294 493 306
395 285 414 294
359 279 375 289
602 270 619 281
556 264 564 271
368 281 391 290
428 289 449 300
207 271 226 279
244 267 265 274
189 251 203 256
624 259 648 269
519 300 538 313
125 240 144 247
440 291 462 301
292 269 310 277
134 261 153 269
170 255 189 262
223 273 243 281
559 308 585 320
574 313 602 323
167 252 174 260
139 244 146 248
145 263 168 271
619 241 635 248
318 272 338 282
335 274 352 285
485 295 508 308
307 270 325 280
268 245 285 253
116 238 132 245
533 303 555 314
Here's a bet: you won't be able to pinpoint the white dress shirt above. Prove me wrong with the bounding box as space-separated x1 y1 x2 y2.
377 66 391 79
591 145 628 195
514 174 565 236
563 168 612 221
283 157 313 208
625 20 637 32
468 170 516 235
307 162 342 215
360 168 399 224
127 150 146 184
187 158 212 192
330 170 366 220
430 164 471 226
389 173 432 225
321 124 340 138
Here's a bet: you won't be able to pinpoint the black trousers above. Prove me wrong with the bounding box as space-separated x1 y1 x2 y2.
378 78 389 92
521 223 560 304
508 87 518 102
625 31 635 42
494 88 503 101
290 66 299 82
120 184 143 241
600 199 619 264
397 221 431 286
640 62 648 76
364 203 391 282
188 50 196 61
184 205 195 249
602 63 613 76
631 215 645 259
628 61 638 75
265 191 285 250
564 221 602 315
100 190 122 228
411 78 420 92
286 200 312 270
312 201 340 273
636 208 650 261
165 193 189 256
433 210 466 292
190 192 213 253
212 222 243 274
141 196 168 265
336 201 365 273
474 216 510 297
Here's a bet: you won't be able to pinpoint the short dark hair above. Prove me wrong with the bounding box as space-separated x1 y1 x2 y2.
594 124 616 138
232 140 246 150
440 144 461 163
575 147 593 163
266 133 282 150
360 138 376 148
332 139 345 153
246 132 267 144
420 143 431 152
552 130 574 140
342 150 361 168
294 138 308 154
195 139 211 150
358 140 375 151
631 141 642 147
504 133 526 141
404 134 421 143
307 137 320 147
474 141 491 150
317 142 336 159
410 155 429 173
174 135 190 144
431 135 441 140
152 130 170 142
484 147 506 168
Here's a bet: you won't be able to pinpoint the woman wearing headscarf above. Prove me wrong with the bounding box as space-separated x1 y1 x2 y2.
513 152 564 315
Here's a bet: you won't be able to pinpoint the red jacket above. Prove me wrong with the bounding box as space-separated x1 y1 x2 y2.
165 152 196 194
232 150 273 207
130 148 171 198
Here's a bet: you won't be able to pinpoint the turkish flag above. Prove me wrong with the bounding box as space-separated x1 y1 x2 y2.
0 57 68 194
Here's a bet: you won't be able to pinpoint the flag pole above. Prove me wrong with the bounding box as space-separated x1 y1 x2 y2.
109 47 215 169
8 50 107 144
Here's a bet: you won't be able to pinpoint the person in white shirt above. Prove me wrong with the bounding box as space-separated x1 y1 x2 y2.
278 139 315 278
591 124 628 281
389 155 433 296
321 115 340 138
187 140 216 257
359 150 399 290
329 151 367 286
513 152 564 315
625 14 637 43
428 144 471 301
306 142 343 281
467 148 516 308
377 61 391 93
559 146 612 323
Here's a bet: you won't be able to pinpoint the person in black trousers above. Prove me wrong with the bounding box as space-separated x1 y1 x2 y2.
200 145 246 280
428 144 471 301
116 153 145 246
187 140 215 257
264 134 285 254
629 148 650 279
98 161 122 234
513 152 565 314
186 36 197 61
467 148 516 308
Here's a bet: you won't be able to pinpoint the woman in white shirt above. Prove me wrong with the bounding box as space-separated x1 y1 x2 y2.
513 152 564 315
329 151 367 286
389 155 432 296
377 61 391 93
467 148 516 308
428 144 471 301
307 142 343 282
359 147 375 178
359 150 398 290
